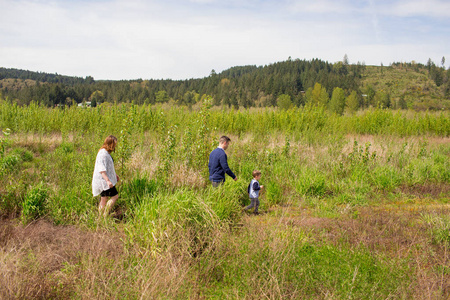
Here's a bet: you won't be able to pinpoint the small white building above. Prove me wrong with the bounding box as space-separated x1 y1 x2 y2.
78 101 92 108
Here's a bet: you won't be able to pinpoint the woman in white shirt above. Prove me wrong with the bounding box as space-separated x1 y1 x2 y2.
92 135 120 216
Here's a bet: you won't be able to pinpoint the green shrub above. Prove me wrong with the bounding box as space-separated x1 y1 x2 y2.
1 153 20 173
21 182 48 224
295 168 329 197
421 213 450 246
121 174 159 208
47 185 94 225
10 147 34 162
264 180 283 206
370 165 403 191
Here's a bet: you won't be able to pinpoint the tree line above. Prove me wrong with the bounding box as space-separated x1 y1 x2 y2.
0 57 448 112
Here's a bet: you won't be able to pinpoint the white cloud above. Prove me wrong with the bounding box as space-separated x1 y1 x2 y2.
286 0 356 15
0 0 448 79
382 0 450 18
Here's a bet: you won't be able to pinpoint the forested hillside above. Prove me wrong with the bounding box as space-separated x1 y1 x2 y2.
1 58 449 111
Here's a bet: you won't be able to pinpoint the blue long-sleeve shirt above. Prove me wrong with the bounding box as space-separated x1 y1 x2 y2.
208 147 236 182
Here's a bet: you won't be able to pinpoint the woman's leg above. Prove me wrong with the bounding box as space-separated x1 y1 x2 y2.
99 196 108 214
104 194 119 216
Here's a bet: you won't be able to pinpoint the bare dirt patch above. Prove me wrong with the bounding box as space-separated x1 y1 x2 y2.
398 182 450 199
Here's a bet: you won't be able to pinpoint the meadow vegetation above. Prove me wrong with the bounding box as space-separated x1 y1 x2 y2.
0 98 449 299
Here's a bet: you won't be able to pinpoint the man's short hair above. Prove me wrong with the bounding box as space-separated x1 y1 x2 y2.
252 170 261 178
219 136 231 144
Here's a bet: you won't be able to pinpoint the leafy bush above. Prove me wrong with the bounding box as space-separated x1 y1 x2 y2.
295 168 329 197
119 174 160 215
370 165 403 191
127 186 242 251
10 147 34 162
421 213 450 246
21 182 48 224
1 153 20 173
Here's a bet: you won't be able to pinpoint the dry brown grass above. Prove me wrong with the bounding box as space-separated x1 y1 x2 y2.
0 218 215 299
2 202 450 299
261 204 450 299
169 164 206 188
398 183 450 199
0 219 124 299
127 148 159 176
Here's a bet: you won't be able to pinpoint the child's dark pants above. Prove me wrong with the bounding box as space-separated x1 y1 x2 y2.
245 198 259 213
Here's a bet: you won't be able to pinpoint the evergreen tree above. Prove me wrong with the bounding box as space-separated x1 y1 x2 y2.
365 85 376 107
398 95 408 109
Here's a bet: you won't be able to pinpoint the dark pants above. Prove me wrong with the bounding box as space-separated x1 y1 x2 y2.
245 198 259 213
211 180 224 187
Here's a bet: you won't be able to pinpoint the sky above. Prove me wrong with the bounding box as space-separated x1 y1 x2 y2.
0 0 449 80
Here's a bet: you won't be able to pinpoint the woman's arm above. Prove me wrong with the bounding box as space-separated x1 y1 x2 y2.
100 171 114 188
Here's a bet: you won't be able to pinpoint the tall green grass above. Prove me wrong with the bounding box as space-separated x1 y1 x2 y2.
1 99 449 137
193 224 413 298
0 99 449 298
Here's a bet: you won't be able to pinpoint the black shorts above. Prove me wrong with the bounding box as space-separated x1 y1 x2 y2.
100 186 118 197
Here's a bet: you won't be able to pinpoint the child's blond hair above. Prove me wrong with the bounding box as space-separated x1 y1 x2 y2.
252 170 261 178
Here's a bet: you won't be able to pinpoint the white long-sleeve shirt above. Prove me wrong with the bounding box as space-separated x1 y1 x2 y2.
92 149 117 196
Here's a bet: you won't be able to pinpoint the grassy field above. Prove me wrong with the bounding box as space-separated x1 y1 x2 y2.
0 99 449 299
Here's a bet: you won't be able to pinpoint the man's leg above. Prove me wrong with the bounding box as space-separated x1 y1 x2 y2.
211 181 223 188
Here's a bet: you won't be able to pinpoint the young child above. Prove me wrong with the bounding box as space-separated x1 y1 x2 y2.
245 170 264 214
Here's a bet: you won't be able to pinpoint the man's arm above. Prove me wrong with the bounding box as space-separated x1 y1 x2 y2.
219 153 236 180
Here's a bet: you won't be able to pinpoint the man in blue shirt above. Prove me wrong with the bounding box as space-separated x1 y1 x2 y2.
208 136 237 187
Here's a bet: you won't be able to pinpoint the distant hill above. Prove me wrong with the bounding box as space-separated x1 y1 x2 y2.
361 63 449 110
0 67 93 85
1 59 449 110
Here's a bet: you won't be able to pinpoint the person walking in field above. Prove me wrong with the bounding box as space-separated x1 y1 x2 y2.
208 135 237 187
92 135 120 216
244 170 264 214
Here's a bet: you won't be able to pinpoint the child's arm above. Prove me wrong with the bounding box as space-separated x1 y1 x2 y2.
253 181 261 191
